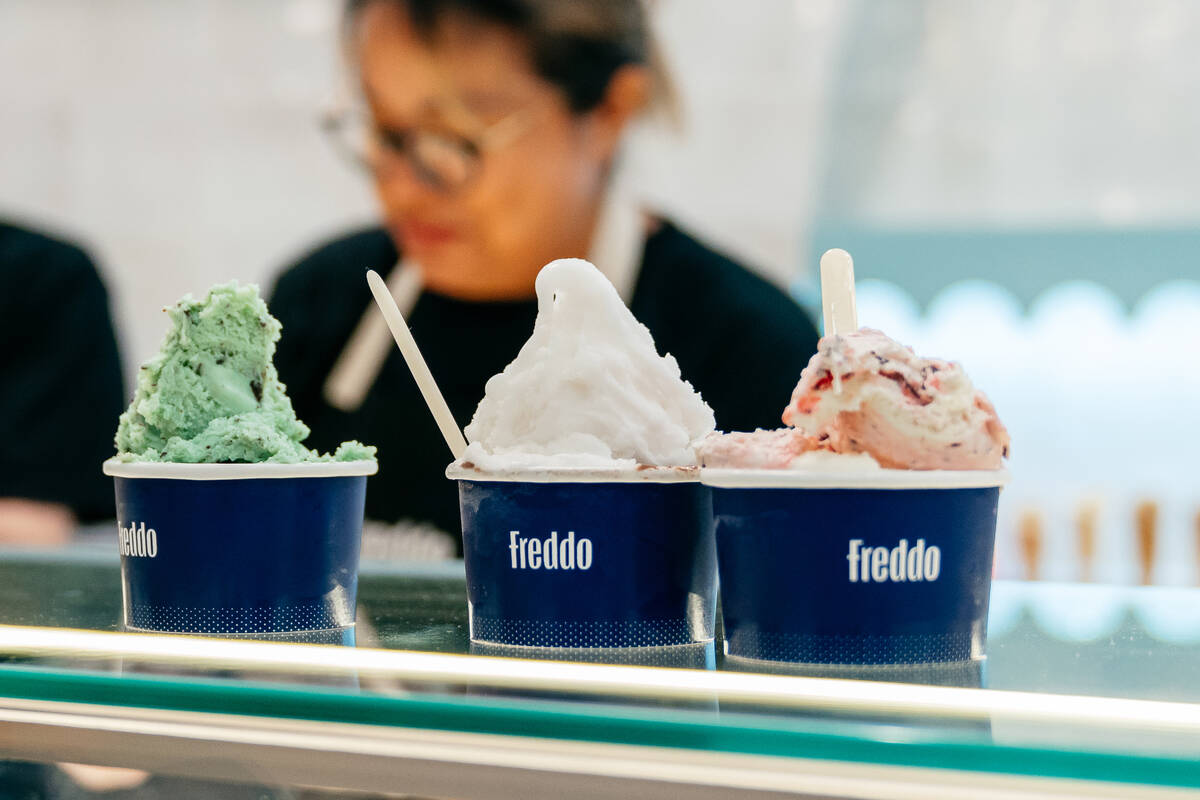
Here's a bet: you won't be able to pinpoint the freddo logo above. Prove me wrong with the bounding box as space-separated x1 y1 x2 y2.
508 531 592 571
847 538 939 583
119 521 158 558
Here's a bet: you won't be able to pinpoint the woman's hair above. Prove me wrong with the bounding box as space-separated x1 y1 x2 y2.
343 0 678 121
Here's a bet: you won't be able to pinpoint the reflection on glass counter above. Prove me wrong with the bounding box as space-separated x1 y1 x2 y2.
1 549 1198 703
0 547 1199 797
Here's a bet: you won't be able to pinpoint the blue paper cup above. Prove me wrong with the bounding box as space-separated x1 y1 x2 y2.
447 464 717 652
703 468 1007 669
102 459 377 642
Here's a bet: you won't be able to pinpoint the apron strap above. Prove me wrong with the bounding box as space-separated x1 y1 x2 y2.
323 259 421 411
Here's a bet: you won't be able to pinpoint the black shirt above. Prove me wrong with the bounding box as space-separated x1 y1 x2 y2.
270 221 819 538
0 222 124 522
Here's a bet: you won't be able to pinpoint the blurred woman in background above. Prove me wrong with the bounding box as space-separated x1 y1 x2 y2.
271 0 818 542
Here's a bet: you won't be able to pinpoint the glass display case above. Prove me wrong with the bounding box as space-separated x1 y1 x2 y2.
0 544 1196 799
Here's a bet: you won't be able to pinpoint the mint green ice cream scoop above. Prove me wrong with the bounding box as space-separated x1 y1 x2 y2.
115 282 375 464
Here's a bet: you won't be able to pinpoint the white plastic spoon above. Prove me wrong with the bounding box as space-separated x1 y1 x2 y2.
366 269 468 459
819 248 858 336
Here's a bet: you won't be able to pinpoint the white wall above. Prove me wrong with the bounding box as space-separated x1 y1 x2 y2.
820 0 1200 226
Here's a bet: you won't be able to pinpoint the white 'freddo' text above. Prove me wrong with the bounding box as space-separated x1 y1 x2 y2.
847 538 940 583
119 521 158 558
509 531 592 570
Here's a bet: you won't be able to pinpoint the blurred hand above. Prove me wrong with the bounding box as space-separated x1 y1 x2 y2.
57 763 150 791
0 498 74 546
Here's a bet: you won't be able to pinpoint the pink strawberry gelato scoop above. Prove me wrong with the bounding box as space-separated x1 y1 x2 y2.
700 328 1009 471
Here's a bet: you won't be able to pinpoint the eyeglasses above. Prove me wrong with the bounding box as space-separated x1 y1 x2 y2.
321 104 533 193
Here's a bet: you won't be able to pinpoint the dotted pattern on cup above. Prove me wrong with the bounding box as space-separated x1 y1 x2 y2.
471 617 701 649
726 630 977 665
217 627 354 646
126 626 355 646
127 602 353 634
470 641 713 668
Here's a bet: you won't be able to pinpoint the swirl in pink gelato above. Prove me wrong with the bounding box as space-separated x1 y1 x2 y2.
701 328 1009 471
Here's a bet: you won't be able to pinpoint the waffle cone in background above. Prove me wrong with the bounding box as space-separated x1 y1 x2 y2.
1017 508 1043 581
1135 500 1158 586
1075 500 1100 583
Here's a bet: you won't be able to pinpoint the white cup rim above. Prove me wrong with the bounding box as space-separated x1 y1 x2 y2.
446 461 699 484
103 458 378 481
701 467 1009 490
